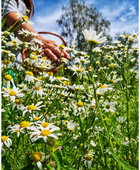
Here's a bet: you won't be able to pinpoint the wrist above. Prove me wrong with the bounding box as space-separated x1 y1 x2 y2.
36 33 48 44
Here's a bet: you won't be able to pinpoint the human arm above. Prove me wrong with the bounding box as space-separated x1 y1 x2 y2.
4 12 70 61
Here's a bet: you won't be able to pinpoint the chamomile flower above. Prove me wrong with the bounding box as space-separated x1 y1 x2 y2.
30 38 44 46
84 152 94 169
12 98 24 110
76 101 85 113
67 121 77 131
89 98 96 109
8 124 24 137
103 101 116 112
82 28 107 45
25 71 34 83
18 28 37 37
16 13 34 25
90 140 97 147
32 151 45 170
70 65 88 79
29 113 43 124
96 84 112 96
30 44 43 54
130 30 139 38
92 47 102 52
3 74 15 87
2 86 24 102
30 124 61 142
1 136 12 148
23 101 45 116
32 85 44 97
74 56 90 65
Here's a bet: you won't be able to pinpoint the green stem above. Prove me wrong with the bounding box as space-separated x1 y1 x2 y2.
126 82 134 166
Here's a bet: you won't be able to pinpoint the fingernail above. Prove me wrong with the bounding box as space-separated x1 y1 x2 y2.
67 55 70 59
54 56 58 61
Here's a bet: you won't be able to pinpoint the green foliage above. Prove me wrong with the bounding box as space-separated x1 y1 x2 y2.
21 164 36 170
52 150 64 170
111 152 137 170
1 18 6 28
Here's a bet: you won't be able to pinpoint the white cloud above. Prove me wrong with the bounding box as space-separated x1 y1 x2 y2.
99 2 138 40
127 6 136 16
31 9 63 44
110 18 138 40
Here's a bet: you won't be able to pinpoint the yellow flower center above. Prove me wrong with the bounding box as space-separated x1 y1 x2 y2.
41 122 49 128
3 31 9 36
109 64 115 68
9 91 17 96
63 81 70 86
20 121 31 128
37 77 42 80
47 72 53 76
31 52 36 55
76 68 82 73
2 59 11 65
1 136 8 142
129 38 134 42
124 35 130 37
4 74 12 81
109 79 114 83
42 57 47 60
77 102 84 107
85 155 92 161
15 129 20 132
23 15 29 21
61 93 66 97
40 130 51 136
88 39 99 44
59 45 65 49
22 42 27 45
62 58 66 62
100 85 105 88
27 105 36 110
35 49 40 53
33 152 42 162
105 105 110 109
34 117 40 121
2 50 10 55
26 71 33 76
34 86 41 90
80 59 85 63
55 77 62 79
10 41 17 46
90 105 95 109
14 99 21 104
31 56 37 60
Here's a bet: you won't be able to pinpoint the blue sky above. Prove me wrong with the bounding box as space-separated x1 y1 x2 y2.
31 0 139 44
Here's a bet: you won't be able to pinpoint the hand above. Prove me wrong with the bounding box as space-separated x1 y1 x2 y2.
41 39 70 61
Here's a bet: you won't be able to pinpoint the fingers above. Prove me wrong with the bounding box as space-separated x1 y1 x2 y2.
41 51 52 61
62 49 70 59
44 48 58 61
42 41 70 61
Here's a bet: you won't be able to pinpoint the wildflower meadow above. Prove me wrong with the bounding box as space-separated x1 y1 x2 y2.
1 10 139 170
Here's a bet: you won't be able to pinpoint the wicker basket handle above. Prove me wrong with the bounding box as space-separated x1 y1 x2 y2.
38 31 67 47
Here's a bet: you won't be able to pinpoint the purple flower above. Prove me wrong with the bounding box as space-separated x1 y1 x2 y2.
57 146 62 151
51 161 55 166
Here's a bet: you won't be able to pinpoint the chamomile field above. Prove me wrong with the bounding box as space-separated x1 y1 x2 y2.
1 14 139 170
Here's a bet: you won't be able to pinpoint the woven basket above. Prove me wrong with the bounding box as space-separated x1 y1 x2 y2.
22 32 67 75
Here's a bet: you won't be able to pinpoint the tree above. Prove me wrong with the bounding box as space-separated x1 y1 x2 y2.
57 0 112 51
